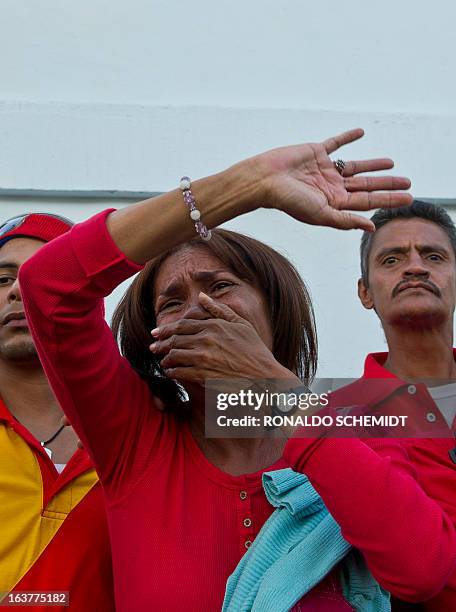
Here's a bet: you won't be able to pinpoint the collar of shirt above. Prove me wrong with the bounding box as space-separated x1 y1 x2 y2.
361 351 455 434
364 349 456 379
0 397 94 487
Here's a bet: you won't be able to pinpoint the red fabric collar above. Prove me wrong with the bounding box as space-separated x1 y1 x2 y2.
363 352 396 379
329 352 405 409
0 397 18 425
0 396 94 485
363 349 456 379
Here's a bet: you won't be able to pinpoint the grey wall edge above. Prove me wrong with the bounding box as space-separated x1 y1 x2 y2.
0 190 455 207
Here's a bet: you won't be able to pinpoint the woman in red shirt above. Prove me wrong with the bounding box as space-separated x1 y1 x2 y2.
18 129 456 611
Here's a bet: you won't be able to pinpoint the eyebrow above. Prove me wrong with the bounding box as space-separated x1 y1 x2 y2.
191 269 233 283
375 244 451 261
156 280 184 301
155 269 234 303
0 262 18 270
418 244 451 256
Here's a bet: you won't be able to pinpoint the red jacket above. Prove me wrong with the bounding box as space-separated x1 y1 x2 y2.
0 399 115 612
18 210 456 611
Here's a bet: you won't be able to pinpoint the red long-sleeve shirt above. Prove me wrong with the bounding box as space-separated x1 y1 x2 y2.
362 352 456 611
19 209 456 611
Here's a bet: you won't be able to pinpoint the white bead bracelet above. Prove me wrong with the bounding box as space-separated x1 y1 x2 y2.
179 176 212 241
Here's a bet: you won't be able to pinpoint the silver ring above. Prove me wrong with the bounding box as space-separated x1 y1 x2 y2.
334 159 346 176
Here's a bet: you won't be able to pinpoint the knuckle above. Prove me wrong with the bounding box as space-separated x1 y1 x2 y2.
196 351 207 366
203 331 216 346
175 320 186 334
201 325 213 338
202 351 213 365
183 307 201 320
161 324 172 338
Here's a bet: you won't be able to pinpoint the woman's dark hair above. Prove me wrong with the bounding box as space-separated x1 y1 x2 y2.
111 228 317 411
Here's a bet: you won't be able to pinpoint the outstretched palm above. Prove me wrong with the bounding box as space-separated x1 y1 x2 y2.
258 128 412 231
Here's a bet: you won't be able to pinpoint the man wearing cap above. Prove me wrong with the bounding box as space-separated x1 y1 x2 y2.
330 200 456 611
0 213 115 611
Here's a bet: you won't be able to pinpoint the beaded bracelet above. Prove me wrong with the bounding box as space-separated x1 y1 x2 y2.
179 176 212 241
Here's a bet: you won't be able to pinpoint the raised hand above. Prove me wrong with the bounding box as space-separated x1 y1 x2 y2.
251 128 412 231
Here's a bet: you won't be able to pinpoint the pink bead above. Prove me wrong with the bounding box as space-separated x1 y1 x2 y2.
179 176 212 241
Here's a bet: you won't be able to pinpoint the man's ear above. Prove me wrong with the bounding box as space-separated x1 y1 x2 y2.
358 278 375 310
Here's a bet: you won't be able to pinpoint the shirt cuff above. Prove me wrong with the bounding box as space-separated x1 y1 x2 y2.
69 208 144 295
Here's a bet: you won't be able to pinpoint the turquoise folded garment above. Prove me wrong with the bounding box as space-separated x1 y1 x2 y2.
222 468 390 612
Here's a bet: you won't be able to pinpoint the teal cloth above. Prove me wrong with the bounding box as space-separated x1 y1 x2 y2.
222 468 390 612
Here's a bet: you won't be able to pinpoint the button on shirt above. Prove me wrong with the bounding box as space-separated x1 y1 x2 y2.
427 382 456 428
355 352 456 612
330 368 454 439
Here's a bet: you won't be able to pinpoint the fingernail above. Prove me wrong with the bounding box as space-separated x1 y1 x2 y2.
149 342 158 351
151 328 160 337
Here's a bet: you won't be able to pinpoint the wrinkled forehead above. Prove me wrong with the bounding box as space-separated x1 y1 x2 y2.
154 244 231 294
369 218 454 258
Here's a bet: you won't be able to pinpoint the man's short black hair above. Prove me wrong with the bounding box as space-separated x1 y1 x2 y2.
360 200 456 286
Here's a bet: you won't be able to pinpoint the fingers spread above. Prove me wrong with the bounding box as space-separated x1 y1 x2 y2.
346 191 413 211
345 176 411 192
323 128 364 154
342 158 394 176
324 208 375 232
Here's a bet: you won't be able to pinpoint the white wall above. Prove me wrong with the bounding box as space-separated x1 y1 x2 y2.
1 1 453 114
1 0 455 377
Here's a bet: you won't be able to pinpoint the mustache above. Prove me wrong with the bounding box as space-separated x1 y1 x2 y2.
392 278 441 298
